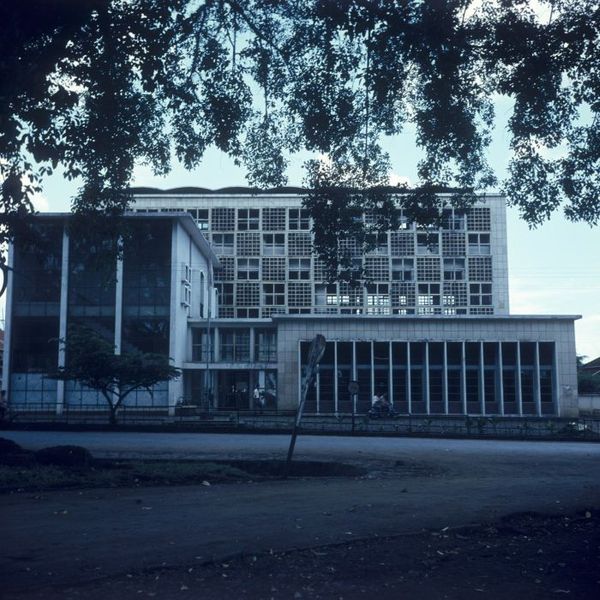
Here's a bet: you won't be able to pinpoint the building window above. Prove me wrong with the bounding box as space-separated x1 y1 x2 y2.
215 282 234 307
263 233 285 256
220 329 250 362
238 208 259 230
470 283 492 306
392 282 415 307
442 209 466 231
443 282 467 306
289 258 311 280
237 258 260 280
263 283 285 306
289 208 310 230
192 329 213 362
188 209 209 230
236 308 259 318
339 282 363 308
391 258 414 281
443 258 465 280
367 233 388 255
416 233 439 255
211 233 234 255
468 233 490 255
255 329 277 362
315 284 338 306
417 283 441 306
366 283 390 314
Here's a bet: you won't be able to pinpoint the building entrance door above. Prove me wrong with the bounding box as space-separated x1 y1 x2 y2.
218 371 250 409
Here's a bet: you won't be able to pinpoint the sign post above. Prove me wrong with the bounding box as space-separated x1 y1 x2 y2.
285 334 326 475
348 380 359 434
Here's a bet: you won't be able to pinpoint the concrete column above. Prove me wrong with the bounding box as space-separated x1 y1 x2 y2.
370 341 375 401
249 327 256 363
461 341 467 415
333 341 338 415
316 369 320 415
479 342 485 415
388 341 393 407
213 327 220 362
114 254 124 354
498 342 505 416
552 342 559 415
516 342 523 416
443 342 449 415
1 243 15 400
56 225 69 415
352 342 357 416
407 342 412 414
534 341 542 416
424 341 430 415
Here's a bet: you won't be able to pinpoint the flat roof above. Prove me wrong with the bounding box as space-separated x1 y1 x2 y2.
272 314 581 322
33 211 220 267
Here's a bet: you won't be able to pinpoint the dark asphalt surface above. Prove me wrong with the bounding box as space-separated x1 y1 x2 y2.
2 431 600 595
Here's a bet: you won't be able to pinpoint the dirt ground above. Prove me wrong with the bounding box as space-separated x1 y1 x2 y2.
5 509 599 600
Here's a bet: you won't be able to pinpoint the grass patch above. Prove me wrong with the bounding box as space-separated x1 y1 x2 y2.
0 459 365 493
0 460 254 494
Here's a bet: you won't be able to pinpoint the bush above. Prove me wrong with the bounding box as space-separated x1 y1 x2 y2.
35 445 93 468
0 437 23 456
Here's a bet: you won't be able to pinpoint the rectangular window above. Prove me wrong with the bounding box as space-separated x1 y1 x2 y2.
469 283 492 306
263 233 285 256
289 208 310 230
468 233 491 255
188 209 209 230
219 329 250 362
417 283 441 306
289 258 311 280
215 282 234 307
366 283 390 315
416 233 439 255
255 329 277 362
238 208 259 230
237 258 260 280
263 283 285 305
367 233 388 255
391 258 414 281
211 233 234 255
443 258 465 280
442 209 465 231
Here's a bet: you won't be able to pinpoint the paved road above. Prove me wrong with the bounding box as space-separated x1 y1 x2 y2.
2 431 600 594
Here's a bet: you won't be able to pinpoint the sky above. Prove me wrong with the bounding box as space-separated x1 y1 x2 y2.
31 96 600 361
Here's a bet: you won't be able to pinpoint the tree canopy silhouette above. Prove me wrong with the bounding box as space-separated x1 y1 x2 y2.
2 0 598 280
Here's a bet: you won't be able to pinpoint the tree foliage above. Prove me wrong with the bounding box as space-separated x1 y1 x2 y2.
48 326 180 424
2 0 599 280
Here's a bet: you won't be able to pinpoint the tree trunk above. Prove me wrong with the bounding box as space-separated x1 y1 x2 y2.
108 406 118 427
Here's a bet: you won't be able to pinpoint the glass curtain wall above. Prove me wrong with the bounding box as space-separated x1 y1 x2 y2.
299 340 556 416
10 222 63 409
122 219 172 406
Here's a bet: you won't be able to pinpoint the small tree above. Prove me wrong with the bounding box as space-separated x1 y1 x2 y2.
49 326 181 425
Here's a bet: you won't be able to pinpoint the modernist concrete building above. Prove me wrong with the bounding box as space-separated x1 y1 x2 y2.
2 213 218 414
129 188 580 418
2 190 580 418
